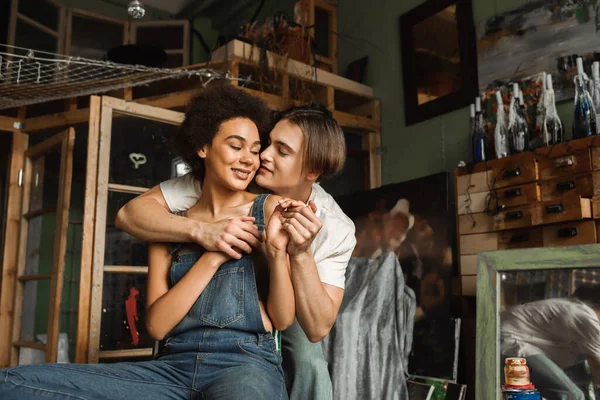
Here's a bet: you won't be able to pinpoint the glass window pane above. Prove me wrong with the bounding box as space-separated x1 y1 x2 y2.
320 133 366 197
19 279 50 343
163 53 184 68
105 191 148 267
15 19 58 54
70 15 124 60
135 25 184 50
18 0 59 31
108 116 179 188
99 272 153 351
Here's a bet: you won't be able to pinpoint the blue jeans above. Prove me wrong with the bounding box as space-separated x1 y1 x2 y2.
0 330 285 400
283 319 332 400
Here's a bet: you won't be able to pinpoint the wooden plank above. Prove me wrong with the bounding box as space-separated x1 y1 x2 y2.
107 183 149 195
458 213 494 235
593 147 600 170
7 0 18 48
362 132 381 189
456 171 492 195
46 127 75 363
16 13 60 37
57 4 67 55
0 116 20 132
75 96 101 364
461 275 477 296
71 8 127 25
183 20 190 66
457 191 488 215
102 97 184 125
460 255 478 275
88 101 114 364
332 110 380 132
13 341 46 351
211 40 373 97
10 155 32 366
104 266 148 274
18 274 52 282
98 348 153 359
459 233 498 255
23 108 89 133
23 206 57 220
0 129 28 368
25 131 66 159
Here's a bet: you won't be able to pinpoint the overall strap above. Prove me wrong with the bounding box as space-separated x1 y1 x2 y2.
250 194 270 234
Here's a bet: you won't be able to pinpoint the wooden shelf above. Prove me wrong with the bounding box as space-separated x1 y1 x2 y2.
98 348 153 359
104 266 148 274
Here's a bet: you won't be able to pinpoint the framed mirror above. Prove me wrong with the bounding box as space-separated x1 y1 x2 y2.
476 244 600 400
399 0 478 126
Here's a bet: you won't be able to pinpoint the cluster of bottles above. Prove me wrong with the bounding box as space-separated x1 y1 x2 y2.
470 56 600 164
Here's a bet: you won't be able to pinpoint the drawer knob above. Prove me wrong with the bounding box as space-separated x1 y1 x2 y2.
556 181 576 191
506 211 523 220
510 233 529 243
555 156 575 168
503 168 521 179
546 203 565 213
557 227 578 238
504 188 522 198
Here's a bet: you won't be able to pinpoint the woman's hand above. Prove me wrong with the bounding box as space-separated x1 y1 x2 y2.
278 199 322 257
201 250 233 268
265 204 290 254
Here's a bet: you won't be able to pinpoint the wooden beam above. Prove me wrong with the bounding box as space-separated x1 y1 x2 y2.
88 102 114 364
333 110 380 132
13 341 46 351
0 116 21 132
98 348 153 359
104 266 148 274
18 274 52 282
75 97 99 364
0 128 27 368
362 132 382 189
17 14 60 38
102 97 184 125
107 183 149 195
46 127 75 363
22 108 89 133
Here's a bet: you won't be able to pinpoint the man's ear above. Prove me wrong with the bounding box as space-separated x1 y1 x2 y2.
305 170 320 182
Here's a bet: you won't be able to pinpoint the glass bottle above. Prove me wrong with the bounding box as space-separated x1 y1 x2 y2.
473 97 488 163
573 57 597 138
544 74 564 145
494 91 509 158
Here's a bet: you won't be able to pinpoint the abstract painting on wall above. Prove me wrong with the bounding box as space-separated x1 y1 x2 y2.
477 0 600 102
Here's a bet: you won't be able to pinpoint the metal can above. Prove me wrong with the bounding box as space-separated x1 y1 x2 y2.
502 389 541 400
504 357 530 386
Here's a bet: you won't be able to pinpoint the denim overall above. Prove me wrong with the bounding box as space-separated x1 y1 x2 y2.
0 194 285 400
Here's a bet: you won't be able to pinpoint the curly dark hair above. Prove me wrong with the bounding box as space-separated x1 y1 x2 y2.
173 83 273 182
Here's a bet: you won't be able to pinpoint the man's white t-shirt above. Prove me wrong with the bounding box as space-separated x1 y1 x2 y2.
500 298 600 368
160 174 356 289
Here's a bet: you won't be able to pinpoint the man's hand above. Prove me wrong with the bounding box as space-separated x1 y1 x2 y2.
279 199 322 256
265 205 290 254
195 216 262 260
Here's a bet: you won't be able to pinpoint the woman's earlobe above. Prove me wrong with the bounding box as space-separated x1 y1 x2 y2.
197 147 207 159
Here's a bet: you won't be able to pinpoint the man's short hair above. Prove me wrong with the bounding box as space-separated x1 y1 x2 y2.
276 105 346 179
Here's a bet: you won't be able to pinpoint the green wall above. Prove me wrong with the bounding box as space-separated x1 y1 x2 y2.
337 0 575 185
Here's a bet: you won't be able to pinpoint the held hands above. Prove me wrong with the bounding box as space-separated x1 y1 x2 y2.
265 205 290 254
197 216 262 260
277 199 322 256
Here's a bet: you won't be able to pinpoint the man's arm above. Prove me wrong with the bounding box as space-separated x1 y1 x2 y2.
115 182 261 259
278 199 352 342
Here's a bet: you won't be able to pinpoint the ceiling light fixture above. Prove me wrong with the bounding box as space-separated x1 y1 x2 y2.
128 0 146 19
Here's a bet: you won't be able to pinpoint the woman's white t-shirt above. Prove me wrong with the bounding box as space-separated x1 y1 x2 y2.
160 174 356 289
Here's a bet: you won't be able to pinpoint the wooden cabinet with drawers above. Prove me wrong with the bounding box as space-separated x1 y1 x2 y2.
455 136 600 296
